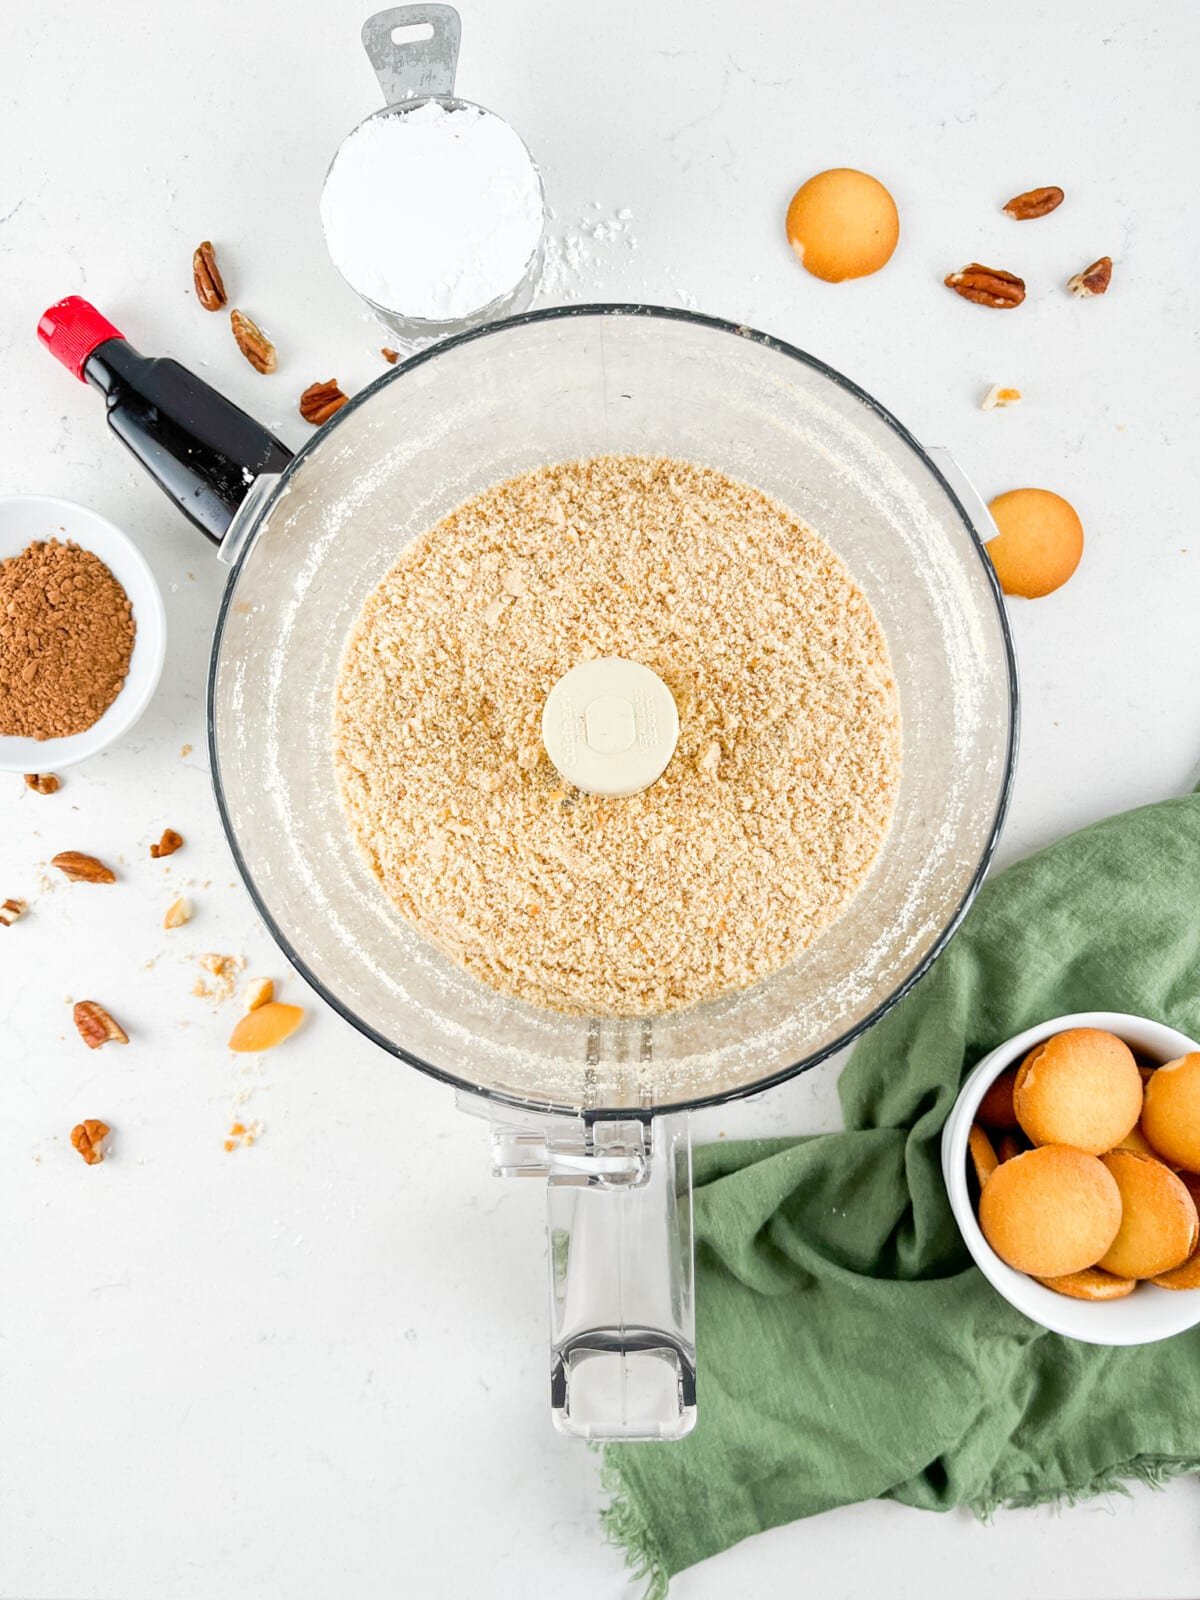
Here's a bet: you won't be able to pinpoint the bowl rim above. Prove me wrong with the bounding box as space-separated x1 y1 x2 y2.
0 493 166 772
207 303 1020 1119
942 1009 1200 1344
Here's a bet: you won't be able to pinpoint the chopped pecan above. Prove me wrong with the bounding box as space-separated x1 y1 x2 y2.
944 263 1026 308
52 850 116 884
193 241 227 311
73 1000 129 1049
299 381 349 425
1003 185 1064 220
150 827 184 859
1 897 27 926
24 773 60 795
230 309 277 374
381 347 400 364
1067 256 1112 297
70 1119 111 1165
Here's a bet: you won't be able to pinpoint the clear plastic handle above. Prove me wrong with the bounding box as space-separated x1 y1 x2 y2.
547 1115 695 1441
465 1097 697 1441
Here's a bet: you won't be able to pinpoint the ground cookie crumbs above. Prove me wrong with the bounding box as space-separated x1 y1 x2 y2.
0 539 135 739
334 456 901 1015
193 952 245 1002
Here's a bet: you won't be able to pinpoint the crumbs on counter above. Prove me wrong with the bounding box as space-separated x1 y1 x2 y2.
981 385 1022 411
193 952 246 1002
224 1118 263 1153
163 896 191 929
150 827 184 858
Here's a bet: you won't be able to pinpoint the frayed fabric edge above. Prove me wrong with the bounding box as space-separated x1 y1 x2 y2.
598 1452 670 1600
969 1454 1200 1520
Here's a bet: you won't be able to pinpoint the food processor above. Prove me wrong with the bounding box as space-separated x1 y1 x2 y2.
39 301 1017 1441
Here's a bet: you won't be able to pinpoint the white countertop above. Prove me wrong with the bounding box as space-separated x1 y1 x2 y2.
3 2 1199 1595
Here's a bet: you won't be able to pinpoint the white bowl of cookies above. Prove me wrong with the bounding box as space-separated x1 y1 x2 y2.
942 1012 1200 1345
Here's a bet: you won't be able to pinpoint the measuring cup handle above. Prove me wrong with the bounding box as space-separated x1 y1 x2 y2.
361 4 461 106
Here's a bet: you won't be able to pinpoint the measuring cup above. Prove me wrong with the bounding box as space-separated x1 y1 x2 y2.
320 5 547 342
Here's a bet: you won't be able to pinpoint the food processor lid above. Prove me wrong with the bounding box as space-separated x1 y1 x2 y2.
207 304 1017 1119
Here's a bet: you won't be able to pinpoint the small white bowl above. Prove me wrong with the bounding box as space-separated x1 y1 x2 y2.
0 495 166 772
942 1011 1200 1345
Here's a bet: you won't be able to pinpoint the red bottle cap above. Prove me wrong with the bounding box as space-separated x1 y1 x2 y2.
38 296 124 381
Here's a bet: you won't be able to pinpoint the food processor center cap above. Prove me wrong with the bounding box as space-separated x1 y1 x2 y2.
540 658 680 798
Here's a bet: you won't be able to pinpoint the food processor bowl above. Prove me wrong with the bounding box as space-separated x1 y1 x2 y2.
209 307 1015 1117
207 307 1015 1441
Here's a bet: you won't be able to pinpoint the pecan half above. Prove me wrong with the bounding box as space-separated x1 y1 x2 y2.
70 1119 111 1165
1067 256 1113 297
193 241 227 311
73 1000 129 1049
299 381 349 425
230 309 277 374
150 827 184 859
381 347 400 364
24 772 60 795
52 850 116 884
944 264 1026 308
1 897 27 927
1003 185 1064 220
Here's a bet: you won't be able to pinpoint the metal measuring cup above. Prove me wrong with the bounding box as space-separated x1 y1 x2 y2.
321 5 547 343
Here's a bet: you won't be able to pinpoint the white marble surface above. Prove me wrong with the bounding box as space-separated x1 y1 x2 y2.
3 2 1199 1596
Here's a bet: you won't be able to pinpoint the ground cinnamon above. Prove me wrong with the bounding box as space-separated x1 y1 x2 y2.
0 539 136 739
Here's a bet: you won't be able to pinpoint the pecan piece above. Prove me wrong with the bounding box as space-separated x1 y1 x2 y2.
1067 256 1112 298
230 309 277 374
299 381 349 425
52 850 116 884
381 347 400 364
1 897 27 926
1003 185 1064 220
73 1000 129 1049
24 772 60 795
70 1119 111 1165
193 240 227 311
944 263 1026 308
150 827 184 859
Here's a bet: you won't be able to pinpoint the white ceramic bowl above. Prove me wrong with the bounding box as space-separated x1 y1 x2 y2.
0 495 166 772
942 1011 1200 1345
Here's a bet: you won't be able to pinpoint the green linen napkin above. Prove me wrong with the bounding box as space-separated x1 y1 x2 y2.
602 793 1200 1596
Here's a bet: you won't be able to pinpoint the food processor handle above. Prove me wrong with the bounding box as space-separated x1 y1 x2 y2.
361 4 461 106
475 1100 697 1442
37 296 294 549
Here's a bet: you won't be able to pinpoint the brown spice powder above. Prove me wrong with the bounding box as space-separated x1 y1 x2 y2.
0 540 136 739
335 456 901 1016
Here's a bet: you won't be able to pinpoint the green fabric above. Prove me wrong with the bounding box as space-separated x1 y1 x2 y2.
602 794 1200 1594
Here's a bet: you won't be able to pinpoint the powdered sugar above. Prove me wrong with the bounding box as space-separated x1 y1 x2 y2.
321 102 544 321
